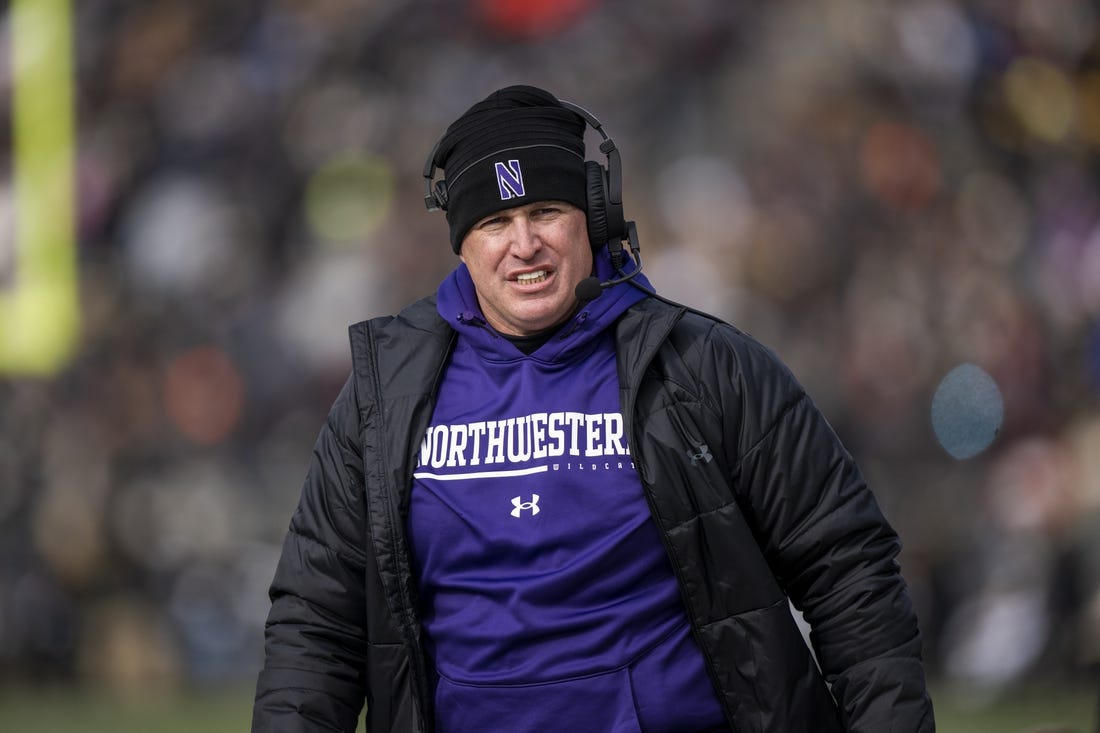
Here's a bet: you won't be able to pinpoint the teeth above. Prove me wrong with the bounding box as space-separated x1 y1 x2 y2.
516 270 547 284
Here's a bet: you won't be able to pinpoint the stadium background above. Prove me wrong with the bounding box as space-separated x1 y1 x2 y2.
2 0 1100 730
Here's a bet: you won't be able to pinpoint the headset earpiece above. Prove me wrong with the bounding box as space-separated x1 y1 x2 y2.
584 161 609 252
423 139 447 211
432 180 449 211
559 101 628 254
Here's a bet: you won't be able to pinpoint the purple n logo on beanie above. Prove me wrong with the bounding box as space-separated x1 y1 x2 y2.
495 160 526 200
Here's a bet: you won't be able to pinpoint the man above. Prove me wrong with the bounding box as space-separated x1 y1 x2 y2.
252 85 935 732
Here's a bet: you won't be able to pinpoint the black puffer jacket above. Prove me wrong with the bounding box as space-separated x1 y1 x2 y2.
253 294 934 733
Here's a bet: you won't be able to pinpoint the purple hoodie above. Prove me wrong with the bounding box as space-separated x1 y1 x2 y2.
407 252 727 732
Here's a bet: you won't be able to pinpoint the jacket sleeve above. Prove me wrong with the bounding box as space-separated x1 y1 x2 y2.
717 329 935 732
252 375 369 732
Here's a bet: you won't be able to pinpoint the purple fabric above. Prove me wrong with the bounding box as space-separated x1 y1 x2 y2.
407 252 726 731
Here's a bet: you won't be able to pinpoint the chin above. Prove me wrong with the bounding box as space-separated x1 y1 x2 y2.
505 312 553 334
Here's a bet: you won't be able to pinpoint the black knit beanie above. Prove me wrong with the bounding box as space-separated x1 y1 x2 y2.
431 85 588 254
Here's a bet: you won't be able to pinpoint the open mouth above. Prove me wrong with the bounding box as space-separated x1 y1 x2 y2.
515 270 548 285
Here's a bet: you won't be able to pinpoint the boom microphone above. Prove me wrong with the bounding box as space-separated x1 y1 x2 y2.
575 221 645 302
574 276 605 302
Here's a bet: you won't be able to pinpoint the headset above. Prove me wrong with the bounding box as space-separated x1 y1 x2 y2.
422 99 645 300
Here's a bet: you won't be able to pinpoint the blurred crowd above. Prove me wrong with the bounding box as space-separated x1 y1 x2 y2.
2 0 1100 711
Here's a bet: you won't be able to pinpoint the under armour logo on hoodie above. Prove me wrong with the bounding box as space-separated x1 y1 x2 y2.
511 494 540 517
688 445 713 466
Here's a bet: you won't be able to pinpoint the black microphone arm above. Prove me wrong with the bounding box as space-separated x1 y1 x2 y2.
575 221 646 302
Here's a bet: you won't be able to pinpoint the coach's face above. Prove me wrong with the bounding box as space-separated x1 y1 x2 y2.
459 200 592 337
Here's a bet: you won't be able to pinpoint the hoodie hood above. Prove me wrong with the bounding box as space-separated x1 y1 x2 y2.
436 248 651 363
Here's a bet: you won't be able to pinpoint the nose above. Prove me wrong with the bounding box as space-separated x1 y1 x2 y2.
509 216 541 259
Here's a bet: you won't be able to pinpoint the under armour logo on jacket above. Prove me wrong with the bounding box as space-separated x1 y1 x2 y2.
688 445 713 465
495 160 525 200
511 494 540 517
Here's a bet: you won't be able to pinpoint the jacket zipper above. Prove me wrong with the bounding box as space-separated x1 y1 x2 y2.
619 307 739 733
365 322 434 733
